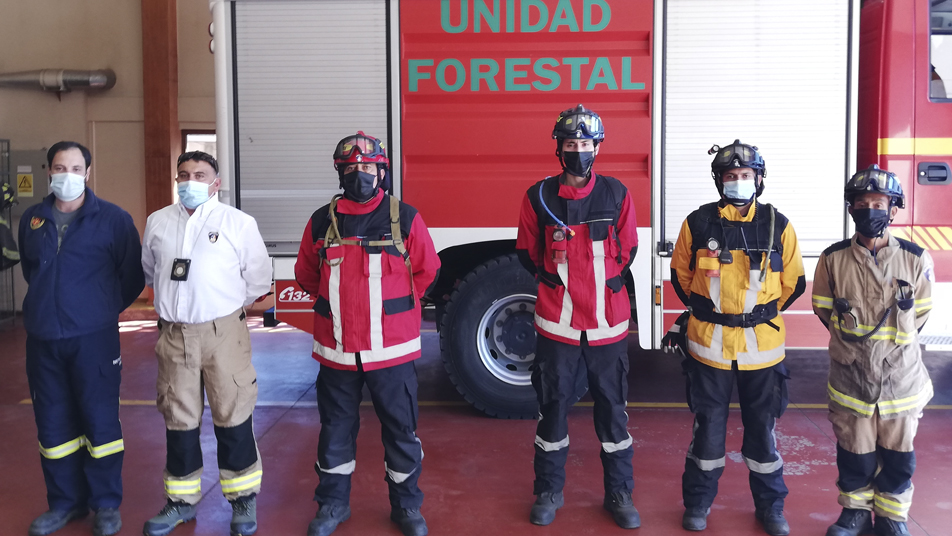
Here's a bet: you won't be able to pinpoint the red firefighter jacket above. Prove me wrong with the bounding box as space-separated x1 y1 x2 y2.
516 173 638 346
294 190 440 371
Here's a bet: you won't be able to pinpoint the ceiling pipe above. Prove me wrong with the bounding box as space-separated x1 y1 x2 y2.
0 69 117 93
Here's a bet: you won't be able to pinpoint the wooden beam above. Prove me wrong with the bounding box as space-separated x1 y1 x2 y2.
141 0 180 215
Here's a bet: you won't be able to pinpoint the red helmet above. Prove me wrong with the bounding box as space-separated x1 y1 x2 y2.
333 131 389 170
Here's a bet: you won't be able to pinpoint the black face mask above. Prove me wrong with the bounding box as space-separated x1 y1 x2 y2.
562 151 595 178
851 208 891 238
341 171 378 203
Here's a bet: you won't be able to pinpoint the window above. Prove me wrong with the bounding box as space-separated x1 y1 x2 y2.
182 131 217 158
930 0 952 100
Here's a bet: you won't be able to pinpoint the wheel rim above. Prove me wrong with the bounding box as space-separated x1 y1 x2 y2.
475 293 537 386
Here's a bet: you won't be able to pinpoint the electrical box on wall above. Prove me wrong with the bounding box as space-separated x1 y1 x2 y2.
10 150 49 219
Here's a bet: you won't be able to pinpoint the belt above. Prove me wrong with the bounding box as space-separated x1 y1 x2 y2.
690 298 779 329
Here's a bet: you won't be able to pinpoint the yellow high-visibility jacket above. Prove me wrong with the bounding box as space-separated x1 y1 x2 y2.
812 233 934 419
671 202 805 370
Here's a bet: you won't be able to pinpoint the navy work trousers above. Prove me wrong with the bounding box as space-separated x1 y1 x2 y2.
25 326 124 511
314 358 424 510
532 334 634 496
681 358 790 511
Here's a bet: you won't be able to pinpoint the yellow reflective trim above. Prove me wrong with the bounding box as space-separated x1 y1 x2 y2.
874 496 910 516
915 298 932 304
812 295 833 303
840 490 874 501
220 470 262 494
164 478 201 495
87 438 124 458
829 314 914 344
828 384 875 416
39 436 86 459
878 137 952 156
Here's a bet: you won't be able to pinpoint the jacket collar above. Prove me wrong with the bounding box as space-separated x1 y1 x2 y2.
38 187 100 219
336 189 385 215
178 193 221 218
718 201 756 222
557 172 597 200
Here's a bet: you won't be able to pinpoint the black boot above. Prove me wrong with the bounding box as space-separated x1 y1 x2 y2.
390 508 428 536
28 509 88 536
755 506 790 536
306 505 351 536
683 506 710 531
603 491 641 529
874 517 910 536
529 492 563 526
92 508 121 536
826 508 872 536
143 500 198 536
230 495 257 536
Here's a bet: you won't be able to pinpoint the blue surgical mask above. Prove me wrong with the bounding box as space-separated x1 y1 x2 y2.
50 172 87 202
177 180 213 209
722 179 757 205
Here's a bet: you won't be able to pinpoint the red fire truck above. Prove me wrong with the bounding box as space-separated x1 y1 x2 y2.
209 0 952 418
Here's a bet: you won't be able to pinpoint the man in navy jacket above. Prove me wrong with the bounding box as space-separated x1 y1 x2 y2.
18 141 144 536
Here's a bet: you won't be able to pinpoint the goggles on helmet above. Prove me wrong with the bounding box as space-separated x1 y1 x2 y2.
552 105 605 140
845 164 905 208
333 131 389 168
709 140 765 174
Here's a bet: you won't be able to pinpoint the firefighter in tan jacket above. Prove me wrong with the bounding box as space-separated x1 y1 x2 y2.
812 165 934 536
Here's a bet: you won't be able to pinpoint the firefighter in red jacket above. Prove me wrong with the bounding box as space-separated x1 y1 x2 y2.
516 105 640 529
294 132 440 536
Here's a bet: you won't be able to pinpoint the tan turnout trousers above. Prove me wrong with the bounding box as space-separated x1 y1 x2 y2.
155 308 262 504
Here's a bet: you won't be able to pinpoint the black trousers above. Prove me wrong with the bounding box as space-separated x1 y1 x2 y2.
681 358 790 511
26 326 124 511
314 358 423 510
532 334 633 495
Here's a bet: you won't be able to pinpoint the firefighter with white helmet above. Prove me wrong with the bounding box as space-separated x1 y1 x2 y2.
813 165 934 536
667 140 805 535
516 105 641 529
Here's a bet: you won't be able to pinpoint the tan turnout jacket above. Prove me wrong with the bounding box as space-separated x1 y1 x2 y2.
812 232 934 419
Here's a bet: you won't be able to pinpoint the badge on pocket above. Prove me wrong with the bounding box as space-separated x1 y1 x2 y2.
171 258 191 281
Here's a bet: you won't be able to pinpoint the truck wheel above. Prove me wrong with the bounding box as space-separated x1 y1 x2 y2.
440 253 586 419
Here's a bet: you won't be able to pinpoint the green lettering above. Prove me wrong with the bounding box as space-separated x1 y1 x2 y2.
532 58 560 91
408 59 434 92
549 0 579 32
505 58 531 91
562 57 589 90
583 0 611 32
474 0 500 32
437 59 466 92
587 57 617 90
521 0 548 32
506 0 515 32
441 0 468 33
621 57 646 90
471 58 500 90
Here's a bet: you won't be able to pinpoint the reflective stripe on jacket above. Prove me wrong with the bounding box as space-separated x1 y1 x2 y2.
516 173 638 346
812 233 934 419
671 202 805 370
294 190 440 371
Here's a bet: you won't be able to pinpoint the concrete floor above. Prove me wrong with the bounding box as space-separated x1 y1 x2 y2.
1 316 951 535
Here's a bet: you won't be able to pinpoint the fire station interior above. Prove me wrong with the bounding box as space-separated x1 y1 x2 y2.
1 1 952 536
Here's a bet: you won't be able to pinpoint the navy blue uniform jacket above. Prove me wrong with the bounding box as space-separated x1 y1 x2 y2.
18 189 145 340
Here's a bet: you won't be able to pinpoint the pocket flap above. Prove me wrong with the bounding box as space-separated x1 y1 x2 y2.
233 364 257 387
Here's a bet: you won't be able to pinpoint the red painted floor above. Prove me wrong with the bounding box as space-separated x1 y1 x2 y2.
1 316 950 535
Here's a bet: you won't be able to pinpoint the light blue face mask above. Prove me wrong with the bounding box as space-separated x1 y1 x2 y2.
177 180 212 209
722 179 757 205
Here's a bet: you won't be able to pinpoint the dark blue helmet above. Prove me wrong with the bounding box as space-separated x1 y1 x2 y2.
552 104 605 141
846 164 905 209
709 139 767 197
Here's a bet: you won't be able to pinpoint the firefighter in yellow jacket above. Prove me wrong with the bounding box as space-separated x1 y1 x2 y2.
812 165 933 536
667 141 804 535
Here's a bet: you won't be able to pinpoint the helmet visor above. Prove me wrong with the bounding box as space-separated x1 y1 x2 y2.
846 168 901 193
711 144 761 170
334 134 386 161
554 113 604 139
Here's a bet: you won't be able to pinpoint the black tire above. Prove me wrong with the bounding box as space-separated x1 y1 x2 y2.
440 253 586 419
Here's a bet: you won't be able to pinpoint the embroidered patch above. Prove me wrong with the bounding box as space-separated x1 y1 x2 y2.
209 232 219 243
30 216 44 230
